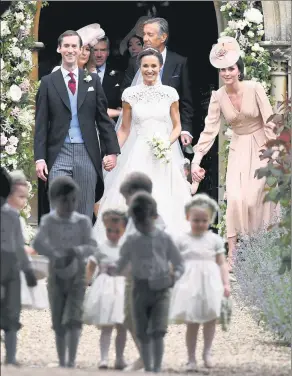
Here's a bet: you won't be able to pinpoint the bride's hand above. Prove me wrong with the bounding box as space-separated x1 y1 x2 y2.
191 163 205 183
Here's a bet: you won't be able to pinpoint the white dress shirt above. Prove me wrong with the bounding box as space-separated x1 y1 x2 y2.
161 47 167 66
60 65 79 93
97 64 106 84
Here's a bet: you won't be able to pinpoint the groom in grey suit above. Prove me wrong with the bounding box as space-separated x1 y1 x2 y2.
34 30 120 218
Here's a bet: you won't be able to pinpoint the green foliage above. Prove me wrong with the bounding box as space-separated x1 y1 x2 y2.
255 98 291 274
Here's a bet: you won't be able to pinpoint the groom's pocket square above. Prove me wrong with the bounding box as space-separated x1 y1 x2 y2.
88 87 94 92
115 83 120 87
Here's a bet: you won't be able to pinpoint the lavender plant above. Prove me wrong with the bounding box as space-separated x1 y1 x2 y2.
234 226 290 343
255 98 291 274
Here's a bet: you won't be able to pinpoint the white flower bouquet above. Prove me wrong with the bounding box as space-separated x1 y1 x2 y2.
147 133 171 164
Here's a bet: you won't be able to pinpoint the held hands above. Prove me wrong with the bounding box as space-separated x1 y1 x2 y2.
36 161 48 182
180 134 192 147
191 163 206 183
103 154 117 172
25 245 37 256
107 264 117 276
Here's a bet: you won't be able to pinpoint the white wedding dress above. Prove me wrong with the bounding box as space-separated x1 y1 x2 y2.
93 82 191 242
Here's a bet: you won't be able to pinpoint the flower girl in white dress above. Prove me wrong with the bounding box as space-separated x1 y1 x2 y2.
169 194 230 371
83 210 128 370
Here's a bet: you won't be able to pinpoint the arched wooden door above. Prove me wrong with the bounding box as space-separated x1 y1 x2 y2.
30 0 42 81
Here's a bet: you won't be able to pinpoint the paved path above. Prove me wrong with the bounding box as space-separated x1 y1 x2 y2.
1 282 290 375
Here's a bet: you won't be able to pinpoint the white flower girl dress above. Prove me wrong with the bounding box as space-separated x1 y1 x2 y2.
83 240 125 326
169 231 224 324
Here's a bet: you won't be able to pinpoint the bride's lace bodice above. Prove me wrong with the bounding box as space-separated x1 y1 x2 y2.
122 82 179 138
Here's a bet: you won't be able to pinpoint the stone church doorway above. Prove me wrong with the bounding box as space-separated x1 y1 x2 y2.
38 1 219 199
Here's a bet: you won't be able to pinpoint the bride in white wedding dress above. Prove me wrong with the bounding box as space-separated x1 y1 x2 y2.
93 48 191 241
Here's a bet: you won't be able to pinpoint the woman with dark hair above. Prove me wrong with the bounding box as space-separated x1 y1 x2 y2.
94 47 191 241
119 16 149 58
127 35 143 58
191 37 277 270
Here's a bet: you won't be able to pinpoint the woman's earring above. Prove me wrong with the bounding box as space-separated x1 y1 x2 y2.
238 74 241 79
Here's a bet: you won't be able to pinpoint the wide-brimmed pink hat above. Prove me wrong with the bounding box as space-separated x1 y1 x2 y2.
209 36 241 69
77 23 105 47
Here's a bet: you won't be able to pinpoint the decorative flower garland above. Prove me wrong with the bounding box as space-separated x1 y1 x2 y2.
0 1 38 242
217 1 272 237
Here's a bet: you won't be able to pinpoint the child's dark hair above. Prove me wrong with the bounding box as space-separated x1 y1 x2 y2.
0 167 11 200
102 209 128 227
120 172 152 197
49 176 79 202
129 191 157 224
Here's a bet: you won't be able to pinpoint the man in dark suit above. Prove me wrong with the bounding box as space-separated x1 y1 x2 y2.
34 30 120 219
121 17 194 149
93 36 123 120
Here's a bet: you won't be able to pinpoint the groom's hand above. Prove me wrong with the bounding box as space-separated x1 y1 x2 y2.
103 154 117 171
36 160 48 182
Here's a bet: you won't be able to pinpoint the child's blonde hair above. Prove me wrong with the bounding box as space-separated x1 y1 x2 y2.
185 193 219 224
102 209 128 227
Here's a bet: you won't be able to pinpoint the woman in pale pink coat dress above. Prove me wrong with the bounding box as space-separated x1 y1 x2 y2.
191 37 277 269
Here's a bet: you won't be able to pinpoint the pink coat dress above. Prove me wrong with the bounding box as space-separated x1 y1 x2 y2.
193 81 277 238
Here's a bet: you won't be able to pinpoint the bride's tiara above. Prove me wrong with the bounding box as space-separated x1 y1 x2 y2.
142 47 160 53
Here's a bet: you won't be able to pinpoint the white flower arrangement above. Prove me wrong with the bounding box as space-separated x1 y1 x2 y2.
84 74 92 82
244 8 263 24
224 127 233 141
1 20 11 37
147 133 171 164
109 70 116 76
1 1 41 226
8 84 22 102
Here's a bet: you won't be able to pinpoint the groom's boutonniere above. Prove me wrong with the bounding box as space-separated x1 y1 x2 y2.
109 70 116 76
84 74 92 83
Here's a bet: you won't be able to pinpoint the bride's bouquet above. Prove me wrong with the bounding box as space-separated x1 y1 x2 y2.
147 133 171 164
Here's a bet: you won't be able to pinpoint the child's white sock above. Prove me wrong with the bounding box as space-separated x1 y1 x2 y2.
100 326 113 363
203 319 216 365
115 324 127 365
186 323 200 363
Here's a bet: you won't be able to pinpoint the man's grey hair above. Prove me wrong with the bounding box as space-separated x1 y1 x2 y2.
144 17 169 44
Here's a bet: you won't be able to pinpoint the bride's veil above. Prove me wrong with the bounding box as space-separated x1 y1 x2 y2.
103 68 185 193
